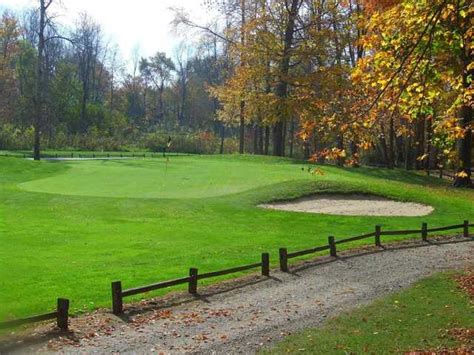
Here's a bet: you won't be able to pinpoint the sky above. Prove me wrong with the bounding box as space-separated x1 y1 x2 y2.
0 0 215 68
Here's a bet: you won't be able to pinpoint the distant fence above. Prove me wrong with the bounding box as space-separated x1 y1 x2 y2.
279 220 472 272
0 151 192 159
428 169 473 181
0 298 69 331
111 253 269 315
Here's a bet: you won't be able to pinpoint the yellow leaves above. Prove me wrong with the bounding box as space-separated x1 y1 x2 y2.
416 154 429 162
310 167 325 176
455 171 468 178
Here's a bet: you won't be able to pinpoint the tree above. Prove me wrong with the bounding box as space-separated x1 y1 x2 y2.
353 0 473 186
139 52 175 125
0 11 21 131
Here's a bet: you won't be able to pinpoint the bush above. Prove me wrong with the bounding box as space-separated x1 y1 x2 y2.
144 131 221 154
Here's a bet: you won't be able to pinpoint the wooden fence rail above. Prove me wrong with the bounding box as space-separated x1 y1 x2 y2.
279 220 472 272
0 298 69 331
112 253 270 315
4 221 471 328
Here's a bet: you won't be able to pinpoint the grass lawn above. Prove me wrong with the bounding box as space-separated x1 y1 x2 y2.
0 154 473 321
266 272 474 354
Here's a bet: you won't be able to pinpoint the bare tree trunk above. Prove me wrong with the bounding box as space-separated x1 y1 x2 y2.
238 0 246 154
33 0 50 161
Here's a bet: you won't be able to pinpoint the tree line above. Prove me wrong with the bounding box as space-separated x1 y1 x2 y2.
0 0 472 186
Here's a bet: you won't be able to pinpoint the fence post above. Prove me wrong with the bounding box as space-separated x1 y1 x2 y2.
439 169 443 179
279 248 288 272
464 220 469 238
375 225 382 247
189 268 198 294
328 236 337 257
111 281 123 315
422 222 428 241
56 298 69 331
261 253 270 276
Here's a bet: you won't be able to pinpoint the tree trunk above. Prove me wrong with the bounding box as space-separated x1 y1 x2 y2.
453 48 473 187
289 119 295 158
33 0 48 161
239 101 245 154
220 124 225 154
405 135 413 170
425 115 432 171
388 116 395 168
273 0 300 156
264 125 270 155
379 123 390 167
253 124 258 154
336 134 344 167
273 122 285 156
238 0 246 154
415 115 425 170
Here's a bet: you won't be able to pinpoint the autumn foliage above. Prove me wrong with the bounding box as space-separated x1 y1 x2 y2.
209 0 472 184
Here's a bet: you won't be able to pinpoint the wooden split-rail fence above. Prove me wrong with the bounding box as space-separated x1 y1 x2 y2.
0 298 69 331
111 220 472 315
1 220 472 327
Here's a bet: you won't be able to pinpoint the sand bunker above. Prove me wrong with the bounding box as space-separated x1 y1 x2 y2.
259 194 434 216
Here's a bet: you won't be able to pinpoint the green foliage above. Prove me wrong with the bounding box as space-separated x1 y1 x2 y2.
144 131 219 154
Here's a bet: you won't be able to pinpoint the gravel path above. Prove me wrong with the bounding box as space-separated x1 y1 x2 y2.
3 238 473 354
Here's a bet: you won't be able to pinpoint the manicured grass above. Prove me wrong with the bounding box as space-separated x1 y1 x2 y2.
266 272 474 354
0 154 473 321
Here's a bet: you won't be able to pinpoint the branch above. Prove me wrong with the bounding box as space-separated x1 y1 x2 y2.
171 7 235 45
44 35 74 44
44 0 54 10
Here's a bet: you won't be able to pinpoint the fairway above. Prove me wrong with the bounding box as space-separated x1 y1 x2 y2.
1 155 473 321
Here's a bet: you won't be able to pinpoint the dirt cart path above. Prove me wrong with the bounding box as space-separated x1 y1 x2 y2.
4 238 473 354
